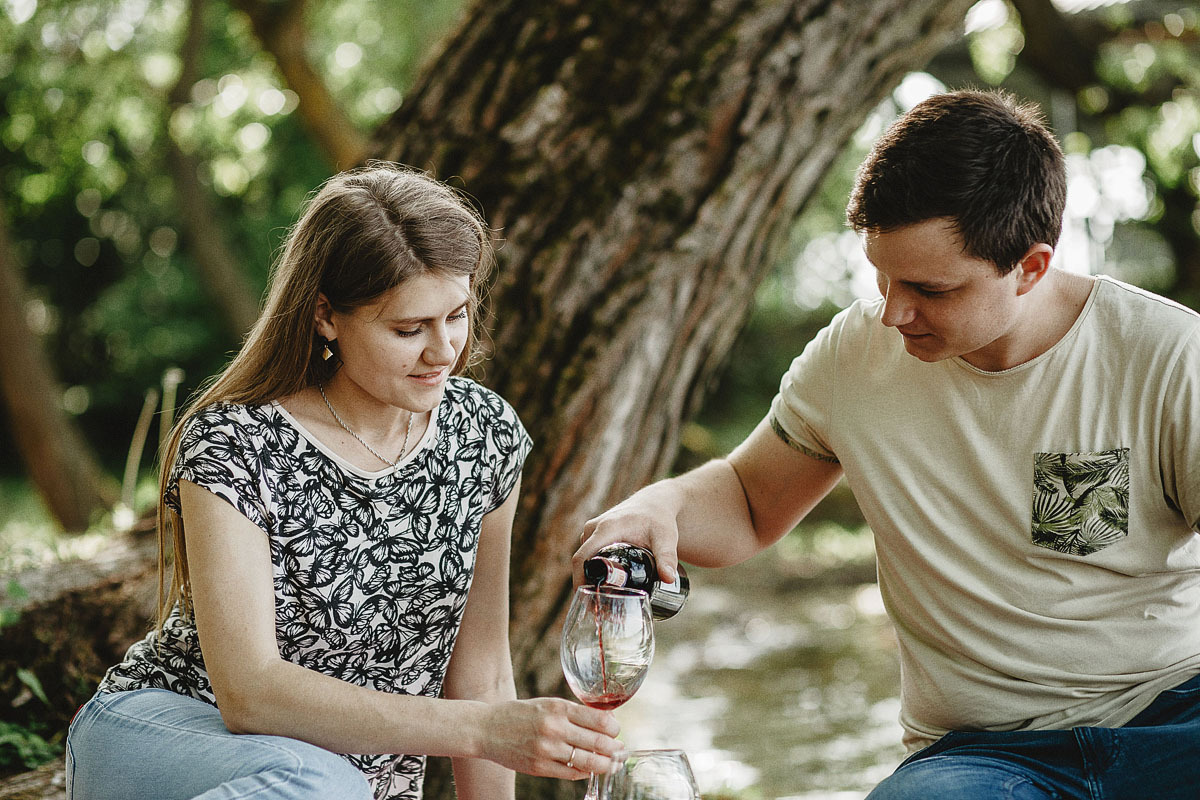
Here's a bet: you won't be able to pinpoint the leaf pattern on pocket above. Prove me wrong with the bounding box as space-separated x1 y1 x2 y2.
1032 448 1130 556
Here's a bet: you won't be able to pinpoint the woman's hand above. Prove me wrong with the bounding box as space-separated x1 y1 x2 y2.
475 697 621 779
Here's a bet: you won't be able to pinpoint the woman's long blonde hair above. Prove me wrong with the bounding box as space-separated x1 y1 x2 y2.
156 163 494 627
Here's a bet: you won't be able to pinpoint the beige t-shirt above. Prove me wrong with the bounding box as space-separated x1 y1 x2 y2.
770 275 1200 751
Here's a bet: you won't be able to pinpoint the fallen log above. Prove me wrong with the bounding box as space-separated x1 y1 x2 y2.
0 529 157 786
0 757 64 800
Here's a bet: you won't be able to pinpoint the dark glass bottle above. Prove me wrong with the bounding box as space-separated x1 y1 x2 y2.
582 543 689 620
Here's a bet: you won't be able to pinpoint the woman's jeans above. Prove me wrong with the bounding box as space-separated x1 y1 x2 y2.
867 672 1200 800
65 688 373 800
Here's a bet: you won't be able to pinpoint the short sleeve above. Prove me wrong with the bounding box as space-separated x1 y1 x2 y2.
165 405 271 533
483 394 533 514
1163 326 1200 531
768 307 855 464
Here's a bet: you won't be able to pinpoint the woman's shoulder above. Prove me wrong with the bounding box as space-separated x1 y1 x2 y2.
185 400 275 428
443 376 519 421
177 401 283 453
441 377 531 456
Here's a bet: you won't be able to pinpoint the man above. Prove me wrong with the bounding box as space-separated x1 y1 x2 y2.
574 90 1200 798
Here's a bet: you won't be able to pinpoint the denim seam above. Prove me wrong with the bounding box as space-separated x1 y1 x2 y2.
1001 772 1061 800
1072 727 1106 800
64 736 75 800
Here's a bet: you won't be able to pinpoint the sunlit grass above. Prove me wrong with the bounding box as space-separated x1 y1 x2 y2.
704 789 767 800
0 479 64 574
0 477 158 575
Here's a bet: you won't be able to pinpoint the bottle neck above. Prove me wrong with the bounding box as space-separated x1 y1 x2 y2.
585 557 630 588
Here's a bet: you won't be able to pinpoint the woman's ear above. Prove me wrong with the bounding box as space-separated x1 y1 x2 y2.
314 293 337 340
1015 243 1054 296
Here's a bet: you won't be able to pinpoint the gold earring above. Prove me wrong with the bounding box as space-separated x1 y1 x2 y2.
321 342 334 361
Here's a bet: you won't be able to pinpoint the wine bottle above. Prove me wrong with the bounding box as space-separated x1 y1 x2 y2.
583 543 689 620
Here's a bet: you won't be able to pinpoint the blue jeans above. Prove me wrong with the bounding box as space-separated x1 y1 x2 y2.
65 688 373 800
867 672 1200 800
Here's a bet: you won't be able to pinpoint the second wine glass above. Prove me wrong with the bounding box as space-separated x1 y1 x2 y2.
561 585 656 799
598 749 702 800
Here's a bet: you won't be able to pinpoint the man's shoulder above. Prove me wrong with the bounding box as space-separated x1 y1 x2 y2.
1094 275 1200 333
1083 277 1200 379
818 296 887 343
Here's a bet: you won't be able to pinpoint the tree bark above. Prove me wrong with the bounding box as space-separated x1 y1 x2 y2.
0 530 155 796
371 0 974 795
0 214 117 532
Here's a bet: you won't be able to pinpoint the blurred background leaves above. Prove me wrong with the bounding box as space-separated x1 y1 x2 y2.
1 0 1197 546
0 0 1196 791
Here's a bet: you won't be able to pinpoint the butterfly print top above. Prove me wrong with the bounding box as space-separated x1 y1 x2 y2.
97 377 532 799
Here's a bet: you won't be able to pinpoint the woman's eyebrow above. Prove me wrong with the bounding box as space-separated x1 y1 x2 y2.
386 301 469 325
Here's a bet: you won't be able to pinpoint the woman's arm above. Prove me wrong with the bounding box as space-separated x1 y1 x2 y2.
181 480 620 771
443 481 612 797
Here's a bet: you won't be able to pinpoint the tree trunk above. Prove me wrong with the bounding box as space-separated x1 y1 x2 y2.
372 0 974 796
0 214 118 532
165 0 263 342
0 758 65 800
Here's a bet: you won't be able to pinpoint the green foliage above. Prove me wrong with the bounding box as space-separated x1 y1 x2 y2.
0 0 464 475
1 0 1198 536
0 721 57 772
15 668 49 707
0 581 25 630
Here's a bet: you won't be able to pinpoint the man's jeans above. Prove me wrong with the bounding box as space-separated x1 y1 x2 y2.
66 688 374 800
867 672 1200 800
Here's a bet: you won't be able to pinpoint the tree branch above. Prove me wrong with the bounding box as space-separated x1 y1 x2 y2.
1008 0 1108 93
165 0 262 340
233 0 368 169
0 213 117 532
1010 0 1184 111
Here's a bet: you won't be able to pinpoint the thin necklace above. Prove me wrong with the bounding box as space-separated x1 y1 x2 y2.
317 384 414 473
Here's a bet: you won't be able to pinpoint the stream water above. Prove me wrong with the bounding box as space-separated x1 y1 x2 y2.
614 549 906 800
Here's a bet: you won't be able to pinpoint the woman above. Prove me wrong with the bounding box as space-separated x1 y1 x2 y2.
66 164 620 799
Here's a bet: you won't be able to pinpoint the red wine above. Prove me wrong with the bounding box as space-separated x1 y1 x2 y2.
581 690 636 710
583 543 689 619
595 601 609 695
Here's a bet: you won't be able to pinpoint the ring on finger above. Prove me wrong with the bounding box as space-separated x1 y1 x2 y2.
566 746 577 769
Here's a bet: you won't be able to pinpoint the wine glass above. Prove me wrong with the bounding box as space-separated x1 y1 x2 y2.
561 585 655 799
598 749 701 800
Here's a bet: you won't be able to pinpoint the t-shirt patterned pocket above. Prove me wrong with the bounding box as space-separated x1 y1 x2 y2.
1031 448 1130 556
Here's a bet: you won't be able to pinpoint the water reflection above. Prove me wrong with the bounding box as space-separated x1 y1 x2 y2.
616 553 904 799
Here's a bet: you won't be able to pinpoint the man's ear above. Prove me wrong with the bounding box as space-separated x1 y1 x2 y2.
1014 243 1054 296
314 293 337 340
